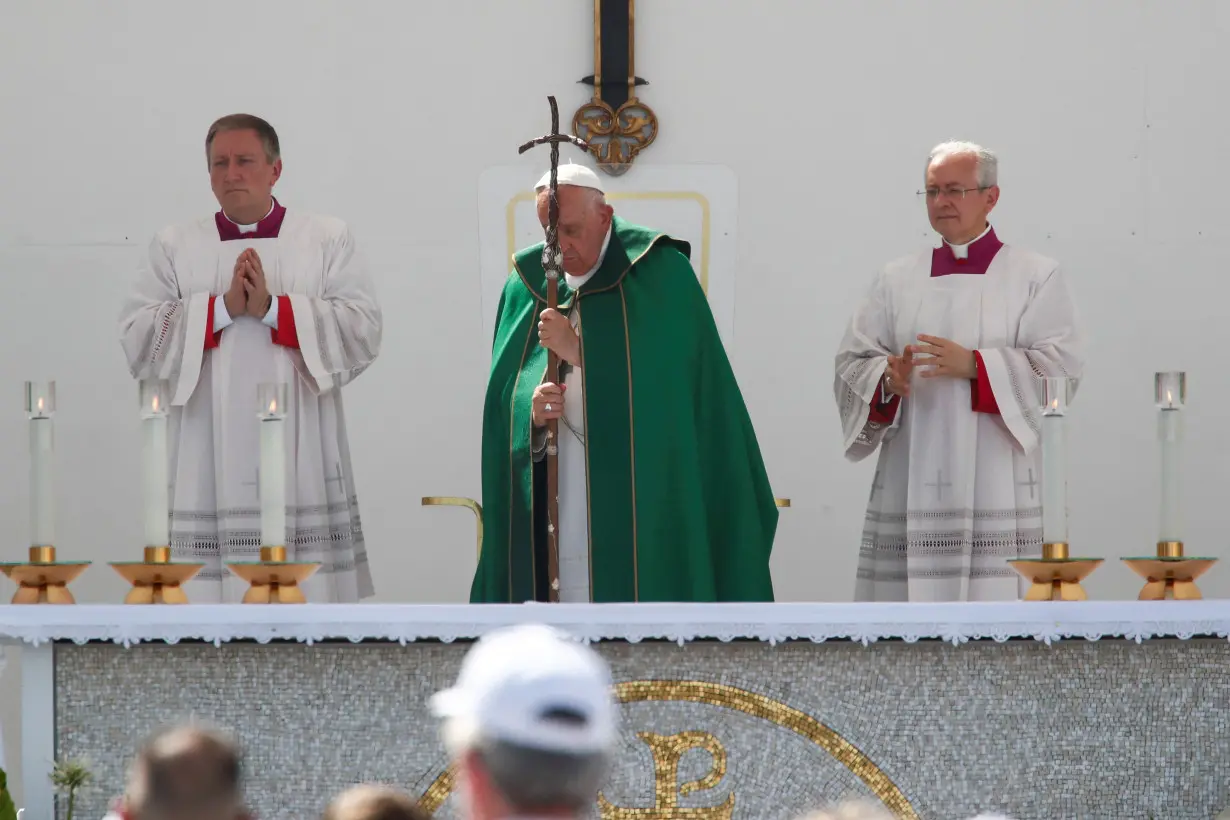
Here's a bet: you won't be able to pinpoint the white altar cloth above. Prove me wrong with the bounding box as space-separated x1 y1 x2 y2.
2 600 1229 647
4 600 1230 820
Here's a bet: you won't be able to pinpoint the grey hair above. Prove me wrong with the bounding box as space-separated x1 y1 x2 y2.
476 738 611 812
927 140 998 188
442 719 611 813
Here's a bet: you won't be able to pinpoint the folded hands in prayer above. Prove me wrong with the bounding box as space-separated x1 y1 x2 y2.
223 248 273 318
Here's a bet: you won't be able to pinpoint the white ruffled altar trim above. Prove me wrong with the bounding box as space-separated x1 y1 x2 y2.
1 601 1229 648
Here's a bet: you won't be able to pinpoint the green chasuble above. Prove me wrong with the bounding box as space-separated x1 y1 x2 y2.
472 216 778 603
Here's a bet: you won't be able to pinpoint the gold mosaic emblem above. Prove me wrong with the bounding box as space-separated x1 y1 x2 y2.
597 731 734 820
416 680 918 819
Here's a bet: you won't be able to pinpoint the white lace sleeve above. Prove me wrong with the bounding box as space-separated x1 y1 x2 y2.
117 233 210 405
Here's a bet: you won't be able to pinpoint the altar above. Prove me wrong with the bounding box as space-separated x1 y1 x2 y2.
3 601 1230 820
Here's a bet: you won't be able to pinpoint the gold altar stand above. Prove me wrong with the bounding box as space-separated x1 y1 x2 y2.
1122 541 1217 600
0 546 91 604
1009 542 1103 601
226 546 320 603
110 546 204 604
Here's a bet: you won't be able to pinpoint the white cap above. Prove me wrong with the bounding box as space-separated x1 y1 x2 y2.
535 162 604 194
429 623 618 755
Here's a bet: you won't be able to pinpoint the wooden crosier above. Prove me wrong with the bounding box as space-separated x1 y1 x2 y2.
517 96 590 602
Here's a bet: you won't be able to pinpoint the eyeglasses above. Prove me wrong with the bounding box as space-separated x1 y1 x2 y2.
917 186 986 201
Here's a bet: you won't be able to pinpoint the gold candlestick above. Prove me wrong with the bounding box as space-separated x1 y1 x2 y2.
1126 548 1210 599
1009 542 1104 601
109 546 205 604
1008 377 1103 600
0 546 91 604
225 545 320 604
224 386 320 603
1121 373 1217 599
1122 540 1217 600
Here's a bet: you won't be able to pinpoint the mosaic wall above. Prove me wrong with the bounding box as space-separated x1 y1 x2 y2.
53 638 1230 820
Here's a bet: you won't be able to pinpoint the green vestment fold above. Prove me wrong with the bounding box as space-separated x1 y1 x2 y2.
473 216 777 603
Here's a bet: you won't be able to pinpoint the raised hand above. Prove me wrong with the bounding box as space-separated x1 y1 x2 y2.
910 334 977 380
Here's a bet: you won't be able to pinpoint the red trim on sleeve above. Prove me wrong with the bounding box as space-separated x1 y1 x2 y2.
205 295 222 349
970 351 1001 415
868 391 900 424
271 295 300 349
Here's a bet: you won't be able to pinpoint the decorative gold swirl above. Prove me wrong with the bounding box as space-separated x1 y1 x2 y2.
573 98 659 176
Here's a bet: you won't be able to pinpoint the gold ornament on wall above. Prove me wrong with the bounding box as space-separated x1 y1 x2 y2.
573 0 658 176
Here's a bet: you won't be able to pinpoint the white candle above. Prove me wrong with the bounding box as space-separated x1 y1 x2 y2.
29 414 55 547
259 407 287 548
1155 373 1186 544
1158 408 1182 542
142 402 169 547
1040 406 1067 544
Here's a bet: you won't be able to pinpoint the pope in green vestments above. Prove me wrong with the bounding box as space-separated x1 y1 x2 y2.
472 164 777 603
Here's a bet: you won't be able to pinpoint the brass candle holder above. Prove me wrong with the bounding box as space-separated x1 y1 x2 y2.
109 546 205 604
1121 373 1217 599
1122 541 1216 600
0 546 91 604
1009 541 1104 601
225 546 320 604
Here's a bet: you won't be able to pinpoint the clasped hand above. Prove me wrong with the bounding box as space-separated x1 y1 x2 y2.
537 308 580 367
885 335 977 397
223 248 273 319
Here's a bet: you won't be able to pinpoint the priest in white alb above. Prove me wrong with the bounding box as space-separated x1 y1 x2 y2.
118 113 382 602
834 141 1085 601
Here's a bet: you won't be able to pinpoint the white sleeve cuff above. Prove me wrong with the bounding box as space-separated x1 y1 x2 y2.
261 297 278 329
213 297 234 333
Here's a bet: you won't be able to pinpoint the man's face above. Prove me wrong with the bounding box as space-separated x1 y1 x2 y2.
536 185 613 275
208 129 281 220
924 152 998 244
